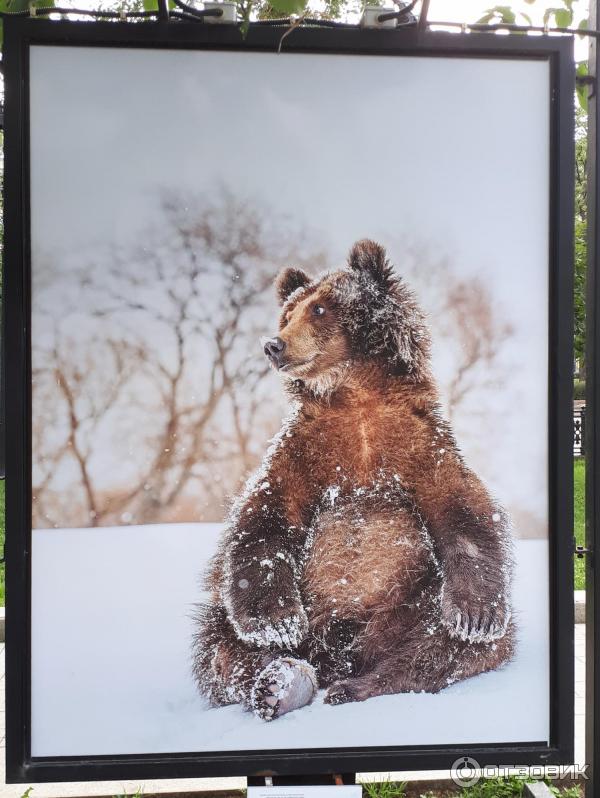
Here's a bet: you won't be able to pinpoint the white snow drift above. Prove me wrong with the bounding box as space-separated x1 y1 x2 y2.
31 523 548 757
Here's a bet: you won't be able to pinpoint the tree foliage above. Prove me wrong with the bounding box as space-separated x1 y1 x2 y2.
479 0 581 28
575 107 587 367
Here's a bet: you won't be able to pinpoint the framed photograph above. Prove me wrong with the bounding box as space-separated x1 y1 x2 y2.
4 18 575 783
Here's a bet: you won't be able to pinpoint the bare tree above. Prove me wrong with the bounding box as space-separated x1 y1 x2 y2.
438 279 514 422
32 328 143 527
32 213 514 530
402 252 514 423
31 190 326 528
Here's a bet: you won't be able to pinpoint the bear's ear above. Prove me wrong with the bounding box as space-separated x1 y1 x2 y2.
347 239 394 290
275 267 311 305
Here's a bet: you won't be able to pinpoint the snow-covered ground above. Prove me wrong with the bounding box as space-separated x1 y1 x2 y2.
31 524 549 757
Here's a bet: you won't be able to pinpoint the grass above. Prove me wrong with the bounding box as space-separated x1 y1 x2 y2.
458 777 529 797
574 458 585 591
364 782 407 798
361 778 582 798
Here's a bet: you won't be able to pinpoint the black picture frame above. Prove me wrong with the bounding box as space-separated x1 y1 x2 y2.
3 17 575 784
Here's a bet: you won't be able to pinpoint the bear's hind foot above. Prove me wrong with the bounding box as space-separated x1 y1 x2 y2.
324 676 375 705
251 657 317 721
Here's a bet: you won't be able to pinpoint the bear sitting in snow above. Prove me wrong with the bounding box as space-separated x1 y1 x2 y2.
192 239 514 720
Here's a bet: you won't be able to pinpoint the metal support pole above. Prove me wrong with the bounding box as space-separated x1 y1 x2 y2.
586 2 600 794
0 105 4 481
418 0 429 35
0 272 4 481
157 0 170 21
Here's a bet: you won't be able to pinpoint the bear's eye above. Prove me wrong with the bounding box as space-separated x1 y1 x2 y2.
313 304 325 317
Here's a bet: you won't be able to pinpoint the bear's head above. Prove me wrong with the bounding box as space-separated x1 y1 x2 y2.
262 239 431 393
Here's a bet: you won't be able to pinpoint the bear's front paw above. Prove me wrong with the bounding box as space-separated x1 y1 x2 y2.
229 600 309 650
441 585 511 643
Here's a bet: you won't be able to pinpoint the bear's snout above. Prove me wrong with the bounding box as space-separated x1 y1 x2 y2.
263 336 286 368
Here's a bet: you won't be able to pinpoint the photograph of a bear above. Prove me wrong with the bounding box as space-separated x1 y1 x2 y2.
192 239 514 721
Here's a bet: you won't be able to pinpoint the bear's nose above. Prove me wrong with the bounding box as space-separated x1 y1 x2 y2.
263 336 286 366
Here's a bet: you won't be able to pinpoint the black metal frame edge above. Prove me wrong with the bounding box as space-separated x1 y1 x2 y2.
549 16 576 776
587 2 600 797
2 18 575 784
4 13 32 788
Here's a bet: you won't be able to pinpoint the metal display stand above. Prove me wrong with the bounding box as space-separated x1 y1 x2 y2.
248 775 356 786
0 0 590 789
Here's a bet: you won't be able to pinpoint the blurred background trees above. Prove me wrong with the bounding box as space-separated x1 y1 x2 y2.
31 189 515 529
32 191 328 528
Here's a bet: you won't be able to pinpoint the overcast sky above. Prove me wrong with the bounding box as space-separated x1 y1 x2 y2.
30 48 550 308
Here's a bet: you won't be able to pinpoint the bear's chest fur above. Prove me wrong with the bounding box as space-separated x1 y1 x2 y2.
294 385 441 626
296 390 425 487
302 488 436 626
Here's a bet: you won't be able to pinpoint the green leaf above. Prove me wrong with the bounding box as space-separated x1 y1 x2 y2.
554 7 573 27
542 6 573 26
477 11 495 23
268 0 306 13
496 5 516 22
520 11 532 24
0 0 55 45
142 0 176 10
0 0 32 11
577 61 589 112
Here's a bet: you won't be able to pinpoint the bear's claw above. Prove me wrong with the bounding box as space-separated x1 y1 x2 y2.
441 578 511 644
239 610 309 649
227 597 310 650
444 607 510 643
324 678 369 705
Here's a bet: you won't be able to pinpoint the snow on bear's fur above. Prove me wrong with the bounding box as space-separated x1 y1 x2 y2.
192 239 514 721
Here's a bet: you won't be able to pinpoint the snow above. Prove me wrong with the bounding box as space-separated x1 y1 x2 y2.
31 524 548 757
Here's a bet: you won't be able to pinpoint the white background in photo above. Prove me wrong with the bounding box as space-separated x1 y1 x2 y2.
29 47 552 755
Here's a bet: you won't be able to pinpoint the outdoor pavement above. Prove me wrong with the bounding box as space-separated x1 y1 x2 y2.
0 625 588 798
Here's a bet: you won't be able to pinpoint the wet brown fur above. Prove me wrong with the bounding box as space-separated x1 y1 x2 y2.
192 240 515 720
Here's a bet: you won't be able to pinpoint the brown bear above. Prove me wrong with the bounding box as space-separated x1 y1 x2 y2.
192 239 514 721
